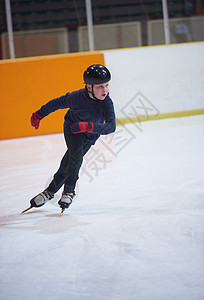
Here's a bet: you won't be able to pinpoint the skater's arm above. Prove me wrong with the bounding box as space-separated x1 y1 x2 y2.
31 93 72 129
36 93 71 119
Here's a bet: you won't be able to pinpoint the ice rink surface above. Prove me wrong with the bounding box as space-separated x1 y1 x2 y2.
0 115 204 300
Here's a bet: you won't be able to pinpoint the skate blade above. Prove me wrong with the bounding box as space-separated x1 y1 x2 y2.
60 208 65 217
21 206 33 214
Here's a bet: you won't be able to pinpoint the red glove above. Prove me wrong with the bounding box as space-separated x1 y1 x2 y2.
31 112 42 129
70 122 94 134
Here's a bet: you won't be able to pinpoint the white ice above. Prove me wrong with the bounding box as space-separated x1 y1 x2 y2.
0 115 204 300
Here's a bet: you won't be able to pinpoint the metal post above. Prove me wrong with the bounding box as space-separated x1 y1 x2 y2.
5 0 15 58
85 0 95 51
162 0 170 44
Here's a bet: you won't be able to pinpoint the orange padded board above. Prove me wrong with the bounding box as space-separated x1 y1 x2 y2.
0 52 105 139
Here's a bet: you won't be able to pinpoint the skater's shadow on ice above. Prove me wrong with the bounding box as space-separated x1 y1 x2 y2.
0 212 89 234
36 214 89 234
0 214 20 225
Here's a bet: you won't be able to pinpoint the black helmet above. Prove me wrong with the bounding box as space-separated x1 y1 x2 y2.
83 64 111 84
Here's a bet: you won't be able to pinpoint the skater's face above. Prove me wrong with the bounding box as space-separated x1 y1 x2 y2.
87 83 109 100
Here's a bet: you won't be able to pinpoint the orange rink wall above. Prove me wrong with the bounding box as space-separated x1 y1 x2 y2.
0 52 105 140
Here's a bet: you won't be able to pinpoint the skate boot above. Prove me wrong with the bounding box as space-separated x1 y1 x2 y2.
58 192 75 209
30 189 54 207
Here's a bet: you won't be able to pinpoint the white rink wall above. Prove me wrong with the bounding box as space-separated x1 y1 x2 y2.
103 42 204 119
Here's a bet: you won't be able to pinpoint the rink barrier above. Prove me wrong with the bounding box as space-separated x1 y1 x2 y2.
103 42 204 120
1 42 204 140
116 108 204 126
0 52 105 140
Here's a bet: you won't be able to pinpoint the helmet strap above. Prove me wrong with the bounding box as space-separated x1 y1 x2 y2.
86 84 101 101
91 85 97 100
92 85 104 101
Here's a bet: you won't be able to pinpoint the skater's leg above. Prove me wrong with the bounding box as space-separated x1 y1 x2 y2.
63 133 91 193
29 147 70 208
30 132 91 209
58 133 91 209
46 149 69 194
29 150 69 208
47 135 90 194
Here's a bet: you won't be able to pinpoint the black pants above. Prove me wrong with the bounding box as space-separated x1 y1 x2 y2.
47 127 91 194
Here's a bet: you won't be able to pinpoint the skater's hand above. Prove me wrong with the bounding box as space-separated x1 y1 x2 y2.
70 122 94 134
31 112 42 129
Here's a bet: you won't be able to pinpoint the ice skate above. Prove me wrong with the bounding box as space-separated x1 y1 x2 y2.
58 192 75 210
30 189 54 208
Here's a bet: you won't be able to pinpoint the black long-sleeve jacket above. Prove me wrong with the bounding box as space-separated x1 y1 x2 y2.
37 88 116 145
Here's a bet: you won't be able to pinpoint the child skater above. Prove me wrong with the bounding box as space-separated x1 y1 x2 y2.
28 64 116 213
